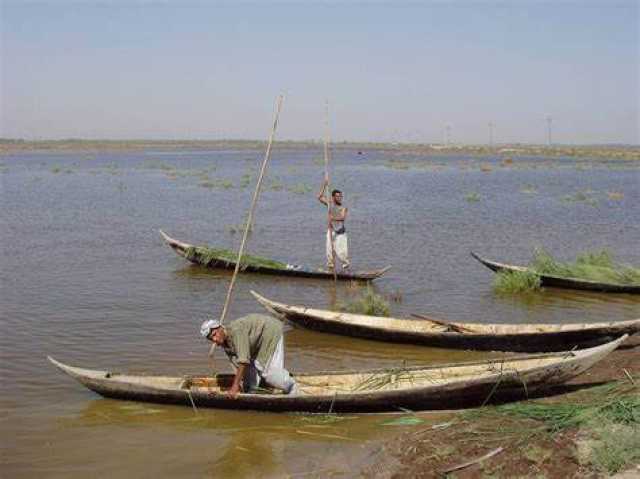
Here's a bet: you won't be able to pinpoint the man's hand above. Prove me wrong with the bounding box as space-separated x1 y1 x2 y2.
226 363 246 399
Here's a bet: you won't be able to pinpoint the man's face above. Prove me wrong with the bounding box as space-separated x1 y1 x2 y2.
208 327 226 345
333 192 343 205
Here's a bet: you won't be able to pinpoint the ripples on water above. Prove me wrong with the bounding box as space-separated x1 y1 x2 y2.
1 149 639 476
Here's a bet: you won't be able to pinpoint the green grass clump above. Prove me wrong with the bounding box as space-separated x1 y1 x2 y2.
184 246 286 270
530 248 640 285
338 287 390 317
465 192 480 202
493 270 542 293
468 381 639 474
287 183 312 195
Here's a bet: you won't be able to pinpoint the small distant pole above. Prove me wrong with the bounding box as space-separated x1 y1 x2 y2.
488 122 494 147
546 116 553 146
444 123 452 145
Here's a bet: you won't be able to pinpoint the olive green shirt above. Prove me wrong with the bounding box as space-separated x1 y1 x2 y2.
223 314 283 367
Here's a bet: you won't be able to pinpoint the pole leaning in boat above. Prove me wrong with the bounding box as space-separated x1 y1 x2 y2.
209 95 284 358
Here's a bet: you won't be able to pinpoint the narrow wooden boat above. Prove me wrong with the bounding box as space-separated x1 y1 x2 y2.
160 230 390 281
471 251 640 294
47 335 625 413
251 291 640 352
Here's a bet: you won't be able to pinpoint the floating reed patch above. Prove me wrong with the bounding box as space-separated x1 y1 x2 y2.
338 286 390 317
530 248 640 285
198 178 233 189
563 190 598 206
607 192 624 200
287 183 312 194
465 192 481 202
185 245 286 270
493 270 542 294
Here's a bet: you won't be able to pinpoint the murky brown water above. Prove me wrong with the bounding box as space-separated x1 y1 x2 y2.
1 148 639 477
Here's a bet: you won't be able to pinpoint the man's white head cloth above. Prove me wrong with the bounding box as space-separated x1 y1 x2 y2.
200 319 222 338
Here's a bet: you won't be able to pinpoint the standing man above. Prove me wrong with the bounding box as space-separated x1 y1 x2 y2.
317 178 350 270
200 314 298 397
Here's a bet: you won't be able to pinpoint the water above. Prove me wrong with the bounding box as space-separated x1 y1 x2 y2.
1 148 639 477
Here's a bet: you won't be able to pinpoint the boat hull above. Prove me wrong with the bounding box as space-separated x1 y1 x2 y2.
48 336 625 412
160 230 390 281
251 291 640 353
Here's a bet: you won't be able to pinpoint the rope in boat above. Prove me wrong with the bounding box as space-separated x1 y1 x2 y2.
209 95 284 358
324 99 338 282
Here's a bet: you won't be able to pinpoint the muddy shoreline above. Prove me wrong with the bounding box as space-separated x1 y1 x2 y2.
365 335 639 478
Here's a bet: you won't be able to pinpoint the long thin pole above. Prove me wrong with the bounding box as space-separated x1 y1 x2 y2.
324 100 337 282
209 95 284 357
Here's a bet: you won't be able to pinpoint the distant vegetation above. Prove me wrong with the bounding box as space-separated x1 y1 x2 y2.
2 138 638 161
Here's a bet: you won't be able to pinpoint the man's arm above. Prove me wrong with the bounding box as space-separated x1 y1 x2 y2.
317 178 329 206
228 362 248 399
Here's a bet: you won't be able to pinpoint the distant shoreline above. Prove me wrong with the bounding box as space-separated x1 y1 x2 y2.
1 139 638 160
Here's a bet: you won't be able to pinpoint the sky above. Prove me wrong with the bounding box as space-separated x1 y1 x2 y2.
1 1 638 144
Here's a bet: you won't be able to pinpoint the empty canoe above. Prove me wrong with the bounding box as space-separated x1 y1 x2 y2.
251 291 640 352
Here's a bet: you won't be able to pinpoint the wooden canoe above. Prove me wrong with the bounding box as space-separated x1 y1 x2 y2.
251 291 640 352
160 230 390 281
471 251 640 294
47 335 626 413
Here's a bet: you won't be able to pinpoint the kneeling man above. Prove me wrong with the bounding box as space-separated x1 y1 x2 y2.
201 314 298 398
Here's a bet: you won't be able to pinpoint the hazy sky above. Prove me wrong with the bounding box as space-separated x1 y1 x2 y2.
2 1 638 144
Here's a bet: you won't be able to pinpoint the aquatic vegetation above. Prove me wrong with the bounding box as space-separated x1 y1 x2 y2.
287 183 312 195
529 248 640 285
185 245 286 270
562 190 598 206
269 179 284 191
142 160 174 171
464 192 481 202
493 270 542 294
198 178 233 189
384 159 411 170
338 286 390 317
520 184 537 194
239 173 253 188
608 191 624 200
51 166 62 174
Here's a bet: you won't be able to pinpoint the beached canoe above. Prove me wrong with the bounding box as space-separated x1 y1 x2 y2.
47 335 626 413
251 291 640 352
160 230 390 281
471 251 640 294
